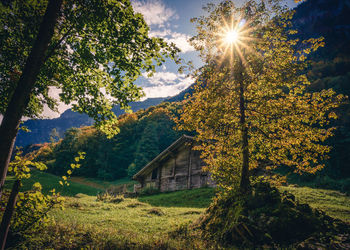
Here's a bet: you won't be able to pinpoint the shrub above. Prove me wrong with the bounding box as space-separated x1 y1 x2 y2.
314 175 343 190
1 183 64 248
340 178 350 195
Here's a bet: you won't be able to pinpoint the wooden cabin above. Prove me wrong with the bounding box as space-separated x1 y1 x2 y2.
133 135 215 192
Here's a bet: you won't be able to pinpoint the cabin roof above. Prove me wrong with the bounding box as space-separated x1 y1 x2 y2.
132 135 194 180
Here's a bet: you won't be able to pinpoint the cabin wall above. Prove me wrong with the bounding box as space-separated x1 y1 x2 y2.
141 143 215 192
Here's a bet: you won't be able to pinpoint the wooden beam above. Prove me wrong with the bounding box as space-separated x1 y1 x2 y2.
158 163 162 190
187 143 193 189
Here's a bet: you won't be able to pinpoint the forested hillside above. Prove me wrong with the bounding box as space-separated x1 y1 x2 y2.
33 102 187 181
293 0 350 179
15 98 165 147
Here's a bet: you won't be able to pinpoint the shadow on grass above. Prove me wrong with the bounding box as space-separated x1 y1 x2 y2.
137 187 216 208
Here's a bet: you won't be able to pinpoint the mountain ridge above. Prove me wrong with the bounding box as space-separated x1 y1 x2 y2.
15 97 167 147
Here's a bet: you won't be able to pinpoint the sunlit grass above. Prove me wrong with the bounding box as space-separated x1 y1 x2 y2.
50 194 205 247
7 174 349 248
138 188 215 208
280 186 350 222
5 170 139 196
70 176 137 191
45 185 350 248
5 170 102 196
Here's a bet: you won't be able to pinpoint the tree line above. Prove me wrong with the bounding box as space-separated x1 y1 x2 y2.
33 102 186 181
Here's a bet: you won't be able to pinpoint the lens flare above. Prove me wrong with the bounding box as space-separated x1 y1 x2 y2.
217 16 255 65
225 30 239 44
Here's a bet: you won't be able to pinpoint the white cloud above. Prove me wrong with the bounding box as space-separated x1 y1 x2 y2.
140 70 194 98
132 0 178 27
166 34 194 53
143 76 194 98
142 71 178 86
41 87 71 119
149 29 172 37
149 29 195 53
132 1 194 53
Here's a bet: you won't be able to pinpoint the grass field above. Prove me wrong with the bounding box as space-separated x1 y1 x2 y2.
28 185 348 248
69 177 137 190
4 170 138 197
138 188 216 208
50 194 207 248
5 171 350 222
4 169 350 248
281 185 350 222
5 171 103 196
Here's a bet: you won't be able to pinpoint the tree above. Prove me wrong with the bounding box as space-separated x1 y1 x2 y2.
178 0 344 192
49 128 60 144
128 121 160 178
0 0 179 195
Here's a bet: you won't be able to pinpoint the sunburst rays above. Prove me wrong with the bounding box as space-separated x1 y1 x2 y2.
216 14 256 66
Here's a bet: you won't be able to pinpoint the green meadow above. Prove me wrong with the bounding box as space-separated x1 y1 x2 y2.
5 171 350 248
5 170 138 196
5 171 102 196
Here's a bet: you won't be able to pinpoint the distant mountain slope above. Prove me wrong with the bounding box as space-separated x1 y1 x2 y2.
164 83 195 102
290 0 350 179
293 0 350 59
15 98 165 147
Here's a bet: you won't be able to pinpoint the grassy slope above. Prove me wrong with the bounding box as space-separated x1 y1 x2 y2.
5 171 103 196
42 186 350 248
5 169 349 248
69 177 137 189
281 186 350 222
138 188 216 208
5 170 139 196
51 195 205 248
5 170 350 222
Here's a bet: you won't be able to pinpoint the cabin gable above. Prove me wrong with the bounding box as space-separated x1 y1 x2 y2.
133 135 215 192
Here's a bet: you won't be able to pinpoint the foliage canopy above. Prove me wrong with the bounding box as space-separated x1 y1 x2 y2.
179 0 344 190
0 0 179 130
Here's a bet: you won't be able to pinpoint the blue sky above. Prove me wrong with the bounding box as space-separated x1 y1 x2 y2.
40 0 298 118
131 0 298 99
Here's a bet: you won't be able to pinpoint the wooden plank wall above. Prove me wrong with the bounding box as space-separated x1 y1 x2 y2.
142 143 215 192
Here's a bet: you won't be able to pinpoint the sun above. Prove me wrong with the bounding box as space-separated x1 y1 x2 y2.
224 30 240 44
216 17 255 64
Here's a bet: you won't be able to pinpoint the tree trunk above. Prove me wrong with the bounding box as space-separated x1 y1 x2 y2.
237 59 250 193
0 0 63 198
0 179 21 250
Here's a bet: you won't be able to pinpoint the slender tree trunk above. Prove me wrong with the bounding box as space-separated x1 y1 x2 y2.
237 59 250 193
0 179 21 250
0 0 63 198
